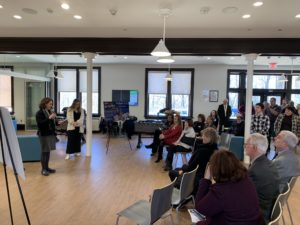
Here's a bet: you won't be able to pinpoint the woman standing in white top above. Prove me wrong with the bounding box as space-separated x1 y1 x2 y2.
164 118 196 171
65 99 84 160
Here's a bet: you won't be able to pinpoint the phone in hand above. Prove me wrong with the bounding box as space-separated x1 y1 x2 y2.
190 209 206 220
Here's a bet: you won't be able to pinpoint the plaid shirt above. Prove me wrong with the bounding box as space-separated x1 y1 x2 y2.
251 113 270 136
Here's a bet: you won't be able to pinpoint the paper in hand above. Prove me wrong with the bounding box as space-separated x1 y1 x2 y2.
188 209 206 223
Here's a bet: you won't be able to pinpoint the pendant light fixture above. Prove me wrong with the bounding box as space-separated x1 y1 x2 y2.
157 56 175 63
0 54 50 81
47 55 64 79
278 73 288 82
151 9 171 57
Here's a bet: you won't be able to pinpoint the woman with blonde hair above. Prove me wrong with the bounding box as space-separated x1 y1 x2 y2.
65 99 85 160
169 127 218 193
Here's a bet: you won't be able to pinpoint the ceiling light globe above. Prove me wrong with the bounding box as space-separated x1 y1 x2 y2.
253 2 263 7
242 14 251 19
61 3 70 10
157 57 175 63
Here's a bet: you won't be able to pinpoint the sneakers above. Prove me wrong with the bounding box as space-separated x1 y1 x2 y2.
75 153 81 157
41 169 49 176
65 154 70 160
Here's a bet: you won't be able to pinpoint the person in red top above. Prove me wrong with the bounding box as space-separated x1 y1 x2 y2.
154 114 182 163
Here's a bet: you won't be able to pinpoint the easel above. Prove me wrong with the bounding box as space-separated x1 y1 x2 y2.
105 120 132 154
0 109 31 225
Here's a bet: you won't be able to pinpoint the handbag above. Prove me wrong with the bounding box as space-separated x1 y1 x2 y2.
180 135 195 146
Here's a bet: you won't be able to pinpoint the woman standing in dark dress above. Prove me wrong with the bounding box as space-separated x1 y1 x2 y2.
65 99 84 160
36 97 57 176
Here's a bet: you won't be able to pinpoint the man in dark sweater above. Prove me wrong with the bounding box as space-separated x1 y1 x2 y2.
245 133 280 223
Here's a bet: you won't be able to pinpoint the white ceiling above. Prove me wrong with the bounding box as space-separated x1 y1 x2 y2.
2 54 300 66
0 0 300 38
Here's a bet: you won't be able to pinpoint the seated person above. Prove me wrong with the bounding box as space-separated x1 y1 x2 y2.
245 133 279 223
168 127 218 194
205 116 216 129
153 114 182 163
164 118 196 171
193 114 206 136
146 113 174 150
210 110 219 128
230 113 245 136
273 130 300 192
195 150 265 225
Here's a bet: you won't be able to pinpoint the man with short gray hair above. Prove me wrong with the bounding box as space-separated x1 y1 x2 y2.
245 133 279 223
273 130 300 192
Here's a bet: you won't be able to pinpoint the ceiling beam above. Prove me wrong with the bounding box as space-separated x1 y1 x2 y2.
1 38 300 55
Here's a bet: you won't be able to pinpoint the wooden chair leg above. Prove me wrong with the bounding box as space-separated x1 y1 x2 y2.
115 215 120 225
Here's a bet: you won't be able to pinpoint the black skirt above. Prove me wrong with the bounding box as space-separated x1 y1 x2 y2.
66 128 81 154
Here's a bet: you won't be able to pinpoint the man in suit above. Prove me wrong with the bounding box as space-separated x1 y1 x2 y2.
273 130 300 192
217 98 232 133
245 133 280 223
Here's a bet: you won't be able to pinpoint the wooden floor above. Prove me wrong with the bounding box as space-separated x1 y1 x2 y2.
0 134 299 225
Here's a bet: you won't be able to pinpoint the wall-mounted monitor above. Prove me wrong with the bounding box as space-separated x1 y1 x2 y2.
112 90 138 106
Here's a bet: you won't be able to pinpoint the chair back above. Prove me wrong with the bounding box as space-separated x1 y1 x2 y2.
150 179 176 224
219 133 232 148
288 176 298 199
268 202 282 225
228 136 244 160
270 184 290 219
179 165 198 201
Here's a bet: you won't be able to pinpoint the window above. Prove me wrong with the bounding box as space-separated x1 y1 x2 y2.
252 75 285 89
146 69 194 117
291 94 300 104
147 71 167 116
79 69 99 114
55 67 101 116
227 70 300 119
0 67 13 112
57 69 77 113
0 75 13 112
292 76 300 89
229 75 239 88
171 71 192 117
228 92 238 118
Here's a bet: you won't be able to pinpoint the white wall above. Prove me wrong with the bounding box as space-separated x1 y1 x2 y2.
10 62 300 125
100 64 229 119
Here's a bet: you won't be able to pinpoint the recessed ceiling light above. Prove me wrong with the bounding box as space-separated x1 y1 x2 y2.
123 56 128 59
207 57 211 60
253 1 263 7
230 57 235 60
0 5 3 9
242 14 251 19
22 8 38 15
296 14 300 18
73 15 82 20
13 15 22 19
61 3 70 10
16 55 20 58
222 7 238 14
